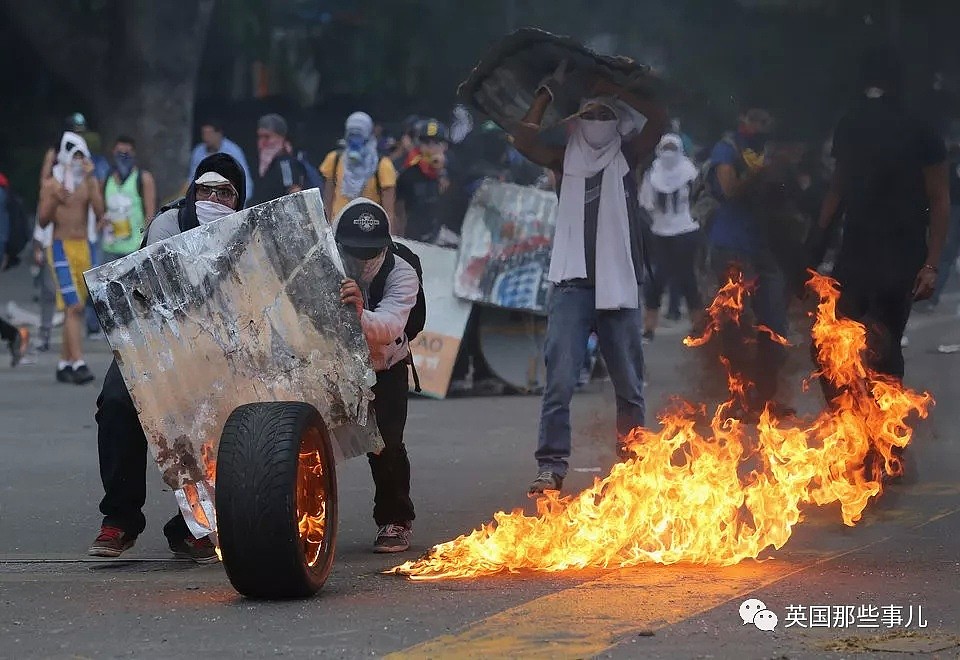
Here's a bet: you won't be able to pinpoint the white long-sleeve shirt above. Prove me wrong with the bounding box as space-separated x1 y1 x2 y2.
361 256 419 371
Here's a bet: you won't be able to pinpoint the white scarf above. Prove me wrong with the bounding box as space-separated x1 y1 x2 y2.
52 131 98 243
550 107 639 310
648 133 697 194
342 113 380 200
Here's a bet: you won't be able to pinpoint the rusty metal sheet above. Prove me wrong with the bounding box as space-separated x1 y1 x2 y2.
457 28 678 132
84 189 383 535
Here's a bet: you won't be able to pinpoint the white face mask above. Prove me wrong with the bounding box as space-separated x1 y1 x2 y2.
658 150 681 169
195 200 235 225
580 120 618 149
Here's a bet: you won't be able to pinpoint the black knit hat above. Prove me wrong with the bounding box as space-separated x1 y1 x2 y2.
334 197 391 249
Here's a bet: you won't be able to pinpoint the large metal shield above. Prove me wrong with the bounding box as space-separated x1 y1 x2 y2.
84 189 383 536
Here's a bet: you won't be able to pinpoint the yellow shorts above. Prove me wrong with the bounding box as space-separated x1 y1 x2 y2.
48 239 95 310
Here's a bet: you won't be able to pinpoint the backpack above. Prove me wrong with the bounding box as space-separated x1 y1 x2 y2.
2 184 30 270
689 134 740 231
367 241 426 392
296 151 324 190
332 150 384 200
368 241 426 342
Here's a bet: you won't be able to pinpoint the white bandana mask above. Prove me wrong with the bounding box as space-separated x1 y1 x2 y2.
195 200 235 225
580 120 619 149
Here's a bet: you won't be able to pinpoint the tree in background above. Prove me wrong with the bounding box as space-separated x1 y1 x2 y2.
0 0 215 200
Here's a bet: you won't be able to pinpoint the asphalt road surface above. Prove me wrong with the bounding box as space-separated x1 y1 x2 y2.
2 264 959 659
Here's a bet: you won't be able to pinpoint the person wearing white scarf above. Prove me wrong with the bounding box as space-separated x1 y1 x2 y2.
639 133 703 340
551 97 642 310
510 75 669 494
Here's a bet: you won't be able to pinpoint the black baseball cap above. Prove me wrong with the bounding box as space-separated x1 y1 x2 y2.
334 197 391 249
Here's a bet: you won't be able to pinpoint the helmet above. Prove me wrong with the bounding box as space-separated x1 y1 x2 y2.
416 118 449 143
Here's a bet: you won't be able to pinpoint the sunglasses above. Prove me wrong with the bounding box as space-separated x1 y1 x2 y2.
196 184 238 205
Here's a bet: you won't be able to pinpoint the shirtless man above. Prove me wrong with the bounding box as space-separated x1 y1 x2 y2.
37 132 104 384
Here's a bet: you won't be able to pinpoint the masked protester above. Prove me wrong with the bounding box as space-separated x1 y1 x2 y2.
250 113 307 206
321 111 398 225
101 136 157 263
814 46 949 385
37 131 105 385
395 119 450 241
639 133 703 341
703 106 792 417
508 64 668 494
88 153 246 563
335 198 420 552
187 118 254 204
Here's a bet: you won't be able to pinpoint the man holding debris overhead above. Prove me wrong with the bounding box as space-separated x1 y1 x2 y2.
508 61 667 494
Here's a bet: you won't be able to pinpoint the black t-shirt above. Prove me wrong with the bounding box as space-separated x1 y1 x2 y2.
250 153 306 206
832 96 946 274
949 151 960 203
397 165 442 241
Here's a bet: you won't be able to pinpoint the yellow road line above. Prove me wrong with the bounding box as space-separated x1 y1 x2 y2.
387 561 802 659
389 505 960 659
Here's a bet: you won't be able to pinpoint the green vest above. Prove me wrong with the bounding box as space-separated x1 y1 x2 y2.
103 169 146 256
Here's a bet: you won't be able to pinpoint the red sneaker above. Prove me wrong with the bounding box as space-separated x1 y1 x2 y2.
88 525 137 557
168 535 219 564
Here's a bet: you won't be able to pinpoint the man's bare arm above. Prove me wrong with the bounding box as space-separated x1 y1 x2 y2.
380 186 397 233
715 163 742 199
509 89 565 170
39 148 55 186
37 180 58 228
88 176 105 221
322 179 335 224
141 171 158 220
922 161 950 268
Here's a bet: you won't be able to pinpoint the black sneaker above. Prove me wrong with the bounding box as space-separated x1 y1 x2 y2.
373 523 412 553
73 364 95 385
88 525 137 557
56 365 75 383
168 535 219 564
528 470 563 495
642 329 655 344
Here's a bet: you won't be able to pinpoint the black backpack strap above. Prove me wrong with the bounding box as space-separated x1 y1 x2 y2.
366 248 395 311
405 352 421 393
333 150 342 197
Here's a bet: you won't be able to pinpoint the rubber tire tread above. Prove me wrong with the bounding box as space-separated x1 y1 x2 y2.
217 402 338 599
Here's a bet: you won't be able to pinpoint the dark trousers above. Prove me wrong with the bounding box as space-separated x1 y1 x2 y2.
644 231 703 313
710 246 789 404
0 316 17 342
97 359 185 539
451 308 495 381
368 361 415 526
835 274 913 379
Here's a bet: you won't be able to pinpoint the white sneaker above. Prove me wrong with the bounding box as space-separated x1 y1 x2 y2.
900 336 910 348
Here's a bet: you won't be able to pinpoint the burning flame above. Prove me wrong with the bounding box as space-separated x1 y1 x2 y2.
391 272 932 580
298 449 328 567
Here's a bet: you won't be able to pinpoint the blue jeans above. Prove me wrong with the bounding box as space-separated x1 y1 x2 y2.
535 284 646 477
